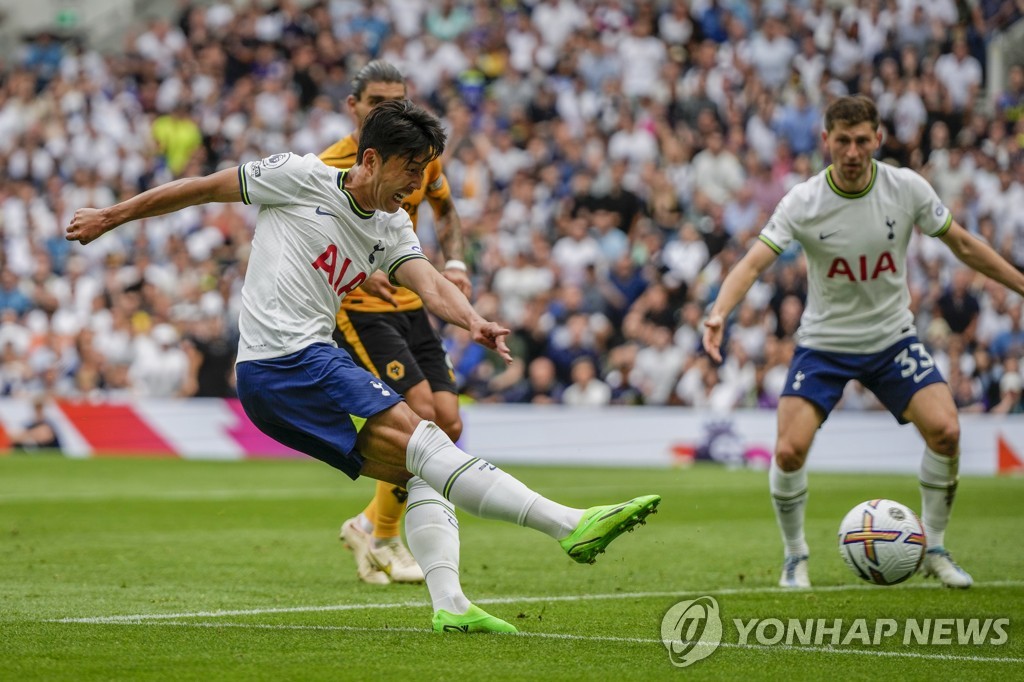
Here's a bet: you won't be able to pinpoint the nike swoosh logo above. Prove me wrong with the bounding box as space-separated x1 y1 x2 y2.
913 368 934 383
598 504 629 521
315 206 338 218
819 230 841 240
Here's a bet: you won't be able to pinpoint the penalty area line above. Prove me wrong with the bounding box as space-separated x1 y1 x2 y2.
51 579 1024 625
101 621 1024 664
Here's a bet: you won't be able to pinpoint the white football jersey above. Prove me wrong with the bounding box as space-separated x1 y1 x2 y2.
235 153 426 362
759 161 952 353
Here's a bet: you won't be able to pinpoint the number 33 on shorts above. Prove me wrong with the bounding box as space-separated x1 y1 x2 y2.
894 342 936 383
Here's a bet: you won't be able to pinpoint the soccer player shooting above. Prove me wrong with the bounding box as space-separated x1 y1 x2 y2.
67 99 660 633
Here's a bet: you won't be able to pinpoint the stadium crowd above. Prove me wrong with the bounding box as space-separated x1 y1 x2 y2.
0 0 1023 416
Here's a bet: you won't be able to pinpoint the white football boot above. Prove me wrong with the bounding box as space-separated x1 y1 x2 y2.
921 547 973 588
367 537 425 584
340 517 391 585
779 554 811 588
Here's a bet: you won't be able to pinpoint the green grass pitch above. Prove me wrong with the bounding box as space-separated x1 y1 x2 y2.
1 455 1021 681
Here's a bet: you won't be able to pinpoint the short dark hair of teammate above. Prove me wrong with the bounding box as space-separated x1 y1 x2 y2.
824 95 880 132
351 59 405 99
356 99 446 168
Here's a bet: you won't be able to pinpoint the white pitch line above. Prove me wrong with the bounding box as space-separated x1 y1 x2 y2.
55 599 431 623
53 580 1024 624
0 488 347 503
97 621 1024 664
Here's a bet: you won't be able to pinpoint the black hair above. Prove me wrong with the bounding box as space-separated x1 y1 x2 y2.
351 60 406 99
356 99 446 166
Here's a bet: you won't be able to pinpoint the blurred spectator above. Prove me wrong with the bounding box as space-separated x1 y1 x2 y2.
607 107 659 168
20 31 64 86
426 0 471 42
660 222 709 291
184 314 235 397
697 0 730 43
990 300 1024 362
10 395 61 451
0 269 33 316
747 16 797 91
934 36 983 114
531 0 588 52
691 129 745 206
676 353 738 409
936 268 981 345
995 63 1024 126
503 356 565 404
551 217 603 288
774 89 821 157
896 3 931 51
991 370 1024 414
444 324 490 396
590 159 643 235
561 356 612 406
135 18 187 77
492 248 557 328
129 323 192 397
659 0 694 46
632 324 687 405
151 101 203 176
617 19 667 100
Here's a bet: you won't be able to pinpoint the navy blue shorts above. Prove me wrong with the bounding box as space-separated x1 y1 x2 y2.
781 336 946 424
235 343 403 479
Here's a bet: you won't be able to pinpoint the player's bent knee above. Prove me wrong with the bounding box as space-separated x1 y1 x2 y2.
770 436 811 473
365 401 423 440
924 420 960 457
774 446 808 472
387 401 423 432
359 458 413 487
437 414 462 442
406 399 437 423
404 382 437 422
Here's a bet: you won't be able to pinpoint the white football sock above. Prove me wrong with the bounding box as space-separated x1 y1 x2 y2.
406 421 582 539
404 476 469 614
919 446 959 549
770 457 809 557
356 513 373 534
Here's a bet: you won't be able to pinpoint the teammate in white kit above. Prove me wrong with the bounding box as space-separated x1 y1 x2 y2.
66 99 660 632
702 95 1024 589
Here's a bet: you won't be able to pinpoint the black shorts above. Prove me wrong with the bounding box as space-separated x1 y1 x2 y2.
334 308 456 395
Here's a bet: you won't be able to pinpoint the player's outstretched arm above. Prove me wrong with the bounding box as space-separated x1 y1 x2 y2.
393 257 511 363
940 220 1024 298
703 240 779 363
65 167 242 245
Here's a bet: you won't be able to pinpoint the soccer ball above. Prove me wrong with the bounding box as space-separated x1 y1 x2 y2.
837 499 926 585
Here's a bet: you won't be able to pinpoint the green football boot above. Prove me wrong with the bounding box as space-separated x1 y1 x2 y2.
432 604 519 634
560 495 661 564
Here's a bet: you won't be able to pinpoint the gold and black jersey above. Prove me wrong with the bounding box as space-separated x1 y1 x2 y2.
319 135 452 314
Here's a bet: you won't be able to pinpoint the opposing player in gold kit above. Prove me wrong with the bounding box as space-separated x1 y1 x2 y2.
320 61 471 585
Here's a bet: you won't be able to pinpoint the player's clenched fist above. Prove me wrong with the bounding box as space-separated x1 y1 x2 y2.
65 208 109 245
